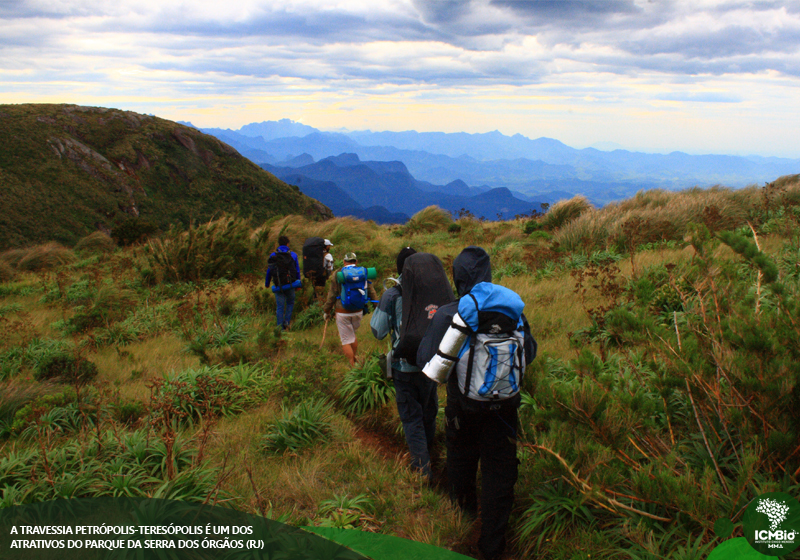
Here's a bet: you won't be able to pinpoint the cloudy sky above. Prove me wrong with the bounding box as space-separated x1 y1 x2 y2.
2 0 800 157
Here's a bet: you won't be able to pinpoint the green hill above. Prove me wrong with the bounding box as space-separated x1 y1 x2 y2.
0 104 331 249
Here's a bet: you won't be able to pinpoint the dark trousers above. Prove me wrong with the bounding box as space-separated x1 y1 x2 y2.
445 395 519 560
393 369 438 478
275 288 295 329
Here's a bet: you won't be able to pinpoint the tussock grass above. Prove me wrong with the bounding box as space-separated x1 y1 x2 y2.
74 231 116 254
404 206 453 234
13 242 77 271
0 248 29 268
541 195 593 231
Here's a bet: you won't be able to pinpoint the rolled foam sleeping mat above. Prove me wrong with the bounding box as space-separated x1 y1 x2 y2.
336 267 377 283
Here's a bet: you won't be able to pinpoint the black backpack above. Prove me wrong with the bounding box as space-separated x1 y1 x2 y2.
269 251 297 289
394 253 455 366
302 237 327 284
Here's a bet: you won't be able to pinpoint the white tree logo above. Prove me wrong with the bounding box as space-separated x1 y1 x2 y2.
756 498 790 531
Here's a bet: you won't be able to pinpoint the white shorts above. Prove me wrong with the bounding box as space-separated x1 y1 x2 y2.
335 311 363 346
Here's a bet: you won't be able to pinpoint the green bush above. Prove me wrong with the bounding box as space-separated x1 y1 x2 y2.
111 218 158 246
66 287 137 332
112 400 146 425
33 354 98 385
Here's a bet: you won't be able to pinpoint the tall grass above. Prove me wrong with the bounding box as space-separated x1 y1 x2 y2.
552 184 796 252
146 215 263 282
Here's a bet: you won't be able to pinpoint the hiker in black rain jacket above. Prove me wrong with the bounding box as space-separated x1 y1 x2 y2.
417 246 536 560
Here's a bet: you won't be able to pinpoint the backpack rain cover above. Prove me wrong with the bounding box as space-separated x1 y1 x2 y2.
395 253 455 366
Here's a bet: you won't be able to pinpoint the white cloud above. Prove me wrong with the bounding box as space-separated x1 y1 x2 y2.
1 0 800 155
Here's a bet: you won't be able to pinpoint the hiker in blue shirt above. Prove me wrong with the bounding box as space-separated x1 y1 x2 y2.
370 247 439 482
264 235 301 330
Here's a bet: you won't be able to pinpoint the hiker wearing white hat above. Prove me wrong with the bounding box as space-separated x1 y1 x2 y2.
323 239 334 278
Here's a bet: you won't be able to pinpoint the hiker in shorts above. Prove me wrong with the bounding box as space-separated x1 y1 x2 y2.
264 235 301 330
323 252 379 366
417 246 537 560
370 248 441 482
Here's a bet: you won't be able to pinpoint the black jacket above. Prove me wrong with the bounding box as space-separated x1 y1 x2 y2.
416 246 536 382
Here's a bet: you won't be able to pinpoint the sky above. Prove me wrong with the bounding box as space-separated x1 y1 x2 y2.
2 0 800 157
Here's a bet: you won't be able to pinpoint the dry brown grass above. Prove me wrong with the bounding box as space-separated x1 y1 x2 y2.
552 185 777 252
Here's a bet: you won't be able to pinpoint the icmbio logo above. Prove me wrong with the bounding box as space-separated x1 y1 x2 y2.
743 492 800 556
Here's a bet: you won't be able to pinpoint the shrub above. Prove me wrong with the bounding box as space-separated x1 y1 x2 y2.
67 287 137 332
16 243 77 271
33 354 98 385
261 399 333 454
111 217 158 246
112 400 146 425
74 231 117 254
146 216 262 282
404 206 453 234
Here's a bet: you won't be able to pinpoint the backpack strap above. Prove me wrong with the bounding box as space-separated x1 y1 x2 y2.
462 335 477 399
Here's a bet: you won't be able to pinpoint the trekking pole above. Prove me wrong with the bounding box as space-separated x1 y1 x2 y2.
319 317 329 350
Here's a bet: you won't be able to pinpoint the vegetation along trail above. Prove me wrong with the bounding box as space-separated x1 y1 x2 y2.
2 176 800 559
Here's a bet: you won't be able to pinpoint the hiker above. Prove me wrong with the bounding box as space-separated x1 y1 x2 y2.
265 235 301 330
370 248 454 482
302 237 334 299
417 246 537 560
323 239 334 278
323 252 379 366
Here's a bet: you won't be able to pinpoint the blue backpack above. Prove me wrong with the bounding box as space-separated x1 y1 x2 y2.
338 266 372 312
454 282 527 401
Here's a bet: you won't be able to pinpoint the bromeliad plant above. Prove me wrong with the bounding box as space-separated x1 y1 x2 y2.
260 399 333 455
337 354 395 417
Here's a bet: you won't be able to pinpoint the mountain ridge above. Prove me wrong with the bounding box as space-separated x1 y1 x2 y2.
0 104 330 249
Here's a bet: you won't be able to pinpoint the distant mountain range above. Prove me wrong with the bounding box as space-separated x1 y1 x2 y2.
262 154 542 224
192 120 800 215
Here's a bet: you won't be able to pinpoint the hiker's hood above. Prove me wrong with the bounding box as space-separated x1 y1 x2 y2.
452 246 491 297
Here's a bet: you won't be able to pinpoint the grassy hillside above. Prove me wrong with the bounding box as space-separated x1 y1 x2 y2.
0 104 331 249
1 177 799 559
